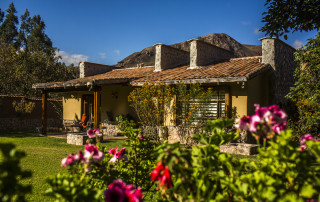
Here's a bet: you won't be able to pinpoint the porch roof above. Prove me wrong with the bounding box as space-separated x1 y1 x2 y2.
33 56 270 90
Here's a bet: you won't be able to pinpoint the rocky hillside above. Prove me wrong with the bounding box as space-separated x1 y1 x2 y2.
116 33 261 68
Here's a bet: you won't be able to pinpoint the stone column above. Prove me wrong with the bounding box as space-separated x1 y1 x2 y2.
188 39 234 69
154 43 189 72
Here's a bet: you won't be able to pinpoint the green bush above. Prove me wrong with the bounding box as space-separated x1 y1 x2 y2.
0 143 32 201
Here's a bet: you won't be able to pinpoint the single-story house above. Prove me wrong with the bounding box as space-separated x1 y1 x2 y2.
33 37 296 134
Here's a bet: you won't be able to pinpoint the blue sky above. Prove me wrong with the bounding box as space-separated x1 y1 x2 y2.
0 0 318 65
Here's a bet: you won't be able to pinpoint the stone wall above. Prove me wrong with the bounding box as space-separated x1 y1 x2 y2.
101 124 122 136
189 39 234 68
0 118 61 131
154 44 189 71
260 37 297 106
79 61 113 78
141 125 204 144
67 133 89 145
0 95 62 131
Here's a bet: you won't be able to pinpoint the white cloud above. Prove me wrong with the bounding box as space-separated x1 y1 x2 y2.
253 28 261 35
56 50 89 65
293 40 304 49
114 49 120 55
241 21 251 25
99 52 107 59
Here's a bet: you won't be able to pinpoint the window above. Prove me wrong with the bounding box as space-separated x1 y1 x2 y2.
177 90 226 125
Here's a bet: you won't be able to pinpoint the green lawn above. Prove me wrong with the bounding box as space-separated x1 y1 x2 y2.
0 131 127 201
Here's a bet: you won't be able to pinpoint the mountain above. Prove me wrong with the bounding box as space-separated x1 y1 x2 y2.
116 33 262 68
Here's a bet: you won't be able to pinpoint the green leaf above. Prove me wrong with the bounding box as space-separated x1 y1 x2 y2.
300 184 316 198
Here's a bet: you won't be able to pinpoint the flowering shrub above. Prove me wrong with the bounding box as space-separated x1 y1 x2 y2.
116 115 136 132
235 104 287 140
128 82 174 128
300 134 320 151
152 105 320 201
47 104 320 201
47 125 158 201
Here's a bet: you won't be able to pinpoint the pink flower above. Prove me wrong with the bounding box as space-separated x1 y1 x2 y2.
116 148 127 159
87 129 94 139
300 134 313 145
93 128 101 135
104 179 143 202
61 154 75 167
236 104 288 138
235 116 251 130
84 144 104 162
104 181 126 202
299 134 319 151
109 156 117 163
300 144 307 151
74 150 84 162
61 150 84 167
108 147 128 163
125 186 143 202
108 147 118 155
272 122 287 134
249 114 261 133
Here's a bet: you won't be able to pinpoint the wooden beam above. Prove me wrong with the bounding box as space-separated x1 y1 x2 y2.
93 88 101 128
41 91 47 135
130 77 248 86
225 87 231 118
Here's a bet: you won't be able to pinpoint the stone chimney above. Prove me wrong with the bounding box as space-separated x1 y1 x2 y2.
79 62 113 78
188 39 234 69
154 43 189 72
259 37 297 105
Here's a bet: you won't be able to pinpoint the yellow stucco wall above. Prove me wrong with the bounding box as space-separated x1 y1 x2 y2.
100 85 136 121
63 96 82 121
247 71 270 115
62 74 270 124
230 83 248 117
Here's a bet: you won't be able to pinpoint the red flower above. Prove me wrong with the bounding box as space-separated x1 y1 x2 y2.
151 162 173 189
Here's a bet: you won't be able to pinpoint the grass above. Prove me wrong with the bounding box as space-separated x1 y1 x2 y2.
0 130 127 201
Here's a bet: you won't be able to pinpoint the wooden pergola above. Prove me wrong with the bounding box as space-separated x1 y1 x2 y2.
33 75 133 135
34 84 102 135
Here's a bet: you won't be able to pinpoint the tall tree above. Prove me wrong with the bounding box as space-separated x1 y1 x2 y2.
0 9 4 24
261 0 320 136
261 0 320 39
286 33 320 136
27 15 53 53
0 3 78 97
17 9 32 51
0 2 18 46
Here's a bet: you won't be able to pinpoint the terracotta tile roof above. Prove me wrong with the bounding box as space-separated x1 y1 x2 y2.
33 56 270 89
131 56 270 85
33 66 155 89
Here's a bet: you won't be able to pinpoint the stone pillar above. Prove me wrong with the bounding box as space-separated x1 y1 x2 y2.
260 37 297 106
188 39 234 69
154 43 189 72
79 62 113 78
